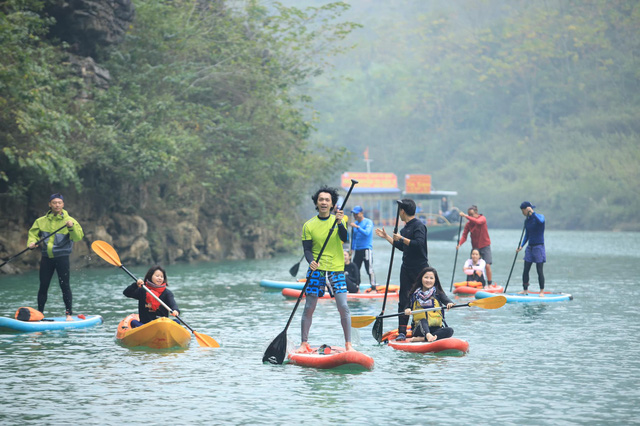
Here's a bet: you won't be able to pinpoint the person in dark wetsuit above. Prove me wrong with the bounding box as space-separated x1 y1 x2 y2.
343 250 361 293
404 267 454 342
517 201 546 296
375 198 429 341
123 265 180 328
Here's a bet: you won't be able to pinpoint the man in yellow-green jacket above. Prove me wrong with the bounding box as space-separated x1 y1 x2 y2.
27 193 84 320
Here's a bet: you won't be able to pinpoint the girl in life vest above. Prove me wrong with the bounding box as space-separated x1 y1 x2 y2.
403 267 455 342
123 265 180 328
463 248 487 288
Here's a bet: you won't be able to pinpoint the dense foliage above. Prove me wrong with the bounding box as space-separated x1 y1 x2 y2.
0 0 358 243
304 0 640 230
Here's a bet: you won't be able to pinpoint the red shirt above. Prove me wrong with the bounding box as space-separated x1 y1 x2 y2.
458 214 491 249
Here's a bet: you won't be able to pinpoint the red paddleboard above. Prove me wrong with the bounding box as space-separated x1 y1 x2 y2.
453 283 504 295
287 345 374 371
281 288 399 300
388 337 469 355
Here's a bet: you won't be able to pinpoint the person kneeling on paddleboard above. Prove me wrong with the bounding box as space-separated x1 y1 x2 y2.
123 265 180 328
403 267 454 343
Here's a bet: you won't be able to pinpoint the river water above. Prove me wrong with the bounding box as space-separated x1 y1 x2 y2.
1 229 639 425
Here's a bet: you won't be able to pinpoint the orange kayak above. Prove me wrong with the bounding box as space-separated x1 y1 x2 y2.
388 337 469 355
116 314 191 349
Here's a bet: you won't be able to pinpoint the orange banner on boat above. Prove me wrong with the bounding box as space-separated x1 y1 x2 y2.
342 172 398 189
405 174 431 194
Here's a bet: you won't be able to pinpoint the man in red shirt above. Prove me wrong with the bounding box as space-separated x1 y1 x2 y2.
456 205 493 287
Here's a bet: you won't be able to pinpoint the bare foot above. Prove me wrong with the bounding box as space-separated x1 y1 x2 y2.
296 342 311 353
345 342 356 352
65 315 74 321
539 291 545 297
518 290 528 295
426 334 437 342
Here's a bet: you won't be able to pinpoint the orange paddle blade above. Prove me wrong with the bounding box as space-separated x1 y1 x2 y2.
469 295 507 309
194 331 220 348
91 240 122 267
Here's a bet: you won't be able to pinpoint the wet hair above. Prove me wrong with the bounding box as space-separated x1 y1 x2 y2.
311 186 339 211
399 198 416 216
408 266 446 296
144 265 168 286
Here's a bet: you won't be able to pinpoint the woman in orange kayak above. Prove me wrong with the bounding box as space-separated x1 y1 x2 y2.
403 267 454 342
123 265 180 328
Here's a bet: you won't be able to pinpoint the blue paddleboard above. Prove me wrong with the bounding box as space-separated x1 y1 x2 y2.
0 315 104 332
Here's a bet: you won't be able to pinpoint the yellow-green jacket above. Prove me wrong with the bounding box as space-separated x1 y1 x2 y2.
27 209 83 258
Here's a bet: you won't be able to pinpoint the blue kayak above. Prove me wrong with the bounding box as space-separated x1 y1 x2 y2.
0 315 104 332
475 290 573 303
260 279 370 291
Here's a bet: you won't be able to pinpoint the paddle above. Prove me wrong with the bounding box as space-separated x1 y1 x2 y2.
90 240 219 348
0 224 68 269
503 221 527 293
352 295 507 329
371 200 402 343
262 179 358 365
288 254 305 277
449 215 464 292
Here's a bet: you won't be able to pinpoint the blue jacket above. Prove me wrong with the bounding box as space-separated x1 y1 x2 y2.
350 217 374 250
521 212 545 247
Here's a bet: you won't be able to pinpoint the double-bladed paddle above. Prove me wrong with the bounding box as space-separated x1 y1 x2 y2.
371 201 402 343
91 240 219 348
352 295 507 329
262 179 358 365
0 224 68 269
503 221 527 293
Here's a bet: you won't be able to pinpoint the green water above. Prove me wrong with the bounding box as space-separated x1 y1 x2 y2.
1 230 639 425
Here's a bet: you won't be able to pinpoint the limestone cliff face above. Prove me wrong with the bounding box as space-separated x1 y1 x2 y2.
45 0 135 57
0 207 282 274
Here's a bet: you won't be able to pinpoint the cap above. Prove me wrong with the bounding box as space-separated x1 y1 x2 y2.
520 201 535 209
351 206 363 214
49 193 64 202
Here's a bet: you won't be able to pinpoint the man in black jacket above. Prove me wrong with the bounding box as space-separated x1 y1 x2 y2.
375 198 429 340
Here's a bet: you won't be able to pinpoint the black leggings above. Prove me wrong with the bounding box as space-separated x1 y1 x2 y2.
353 249 376 286
38 256 72 314
523 261 545 290
413 319 454 340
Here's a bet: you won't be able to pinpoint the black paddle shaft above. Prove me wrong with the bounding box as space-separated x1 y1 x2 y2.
280 179 358 332
118 264 197 335
0 224 68 268
378 201 402 315
449 215 464 292
503 221 527 293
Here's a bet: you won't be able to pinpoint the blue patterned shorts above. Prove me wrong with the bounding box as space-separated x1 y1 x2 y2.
304 269 347 297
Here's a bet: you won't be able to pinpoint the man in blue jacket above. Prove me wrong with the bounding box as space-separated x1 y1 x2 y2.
349 206 376 291
516 201 546 296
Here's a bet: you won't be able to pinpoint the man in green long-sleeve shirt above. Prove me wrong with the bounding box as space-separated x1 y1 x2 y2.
27 193 84 320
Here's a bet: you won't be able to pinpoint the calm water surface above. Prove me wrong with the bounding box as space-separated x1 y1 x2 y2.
1 230 639 425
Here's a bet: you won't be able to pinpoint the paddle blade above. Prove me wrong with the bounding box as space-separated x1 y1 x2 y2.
91 240 122 267
470 295 507 309
262 330 288 364
350 315 377 329
194 331 220 348
372 318 384 343
289 262 300 277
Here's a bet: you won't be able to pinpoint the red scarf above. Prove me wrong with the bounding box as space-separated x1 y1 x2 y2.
145 280 167 311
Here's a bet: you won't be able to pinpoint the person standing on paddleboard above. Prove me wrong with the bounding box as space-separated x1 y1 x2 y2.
375 198 429 341
297 186 353 353
457 205 494 288
27 193 84 321
517 201 546 296
123 265 180 328
349 205 376 291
